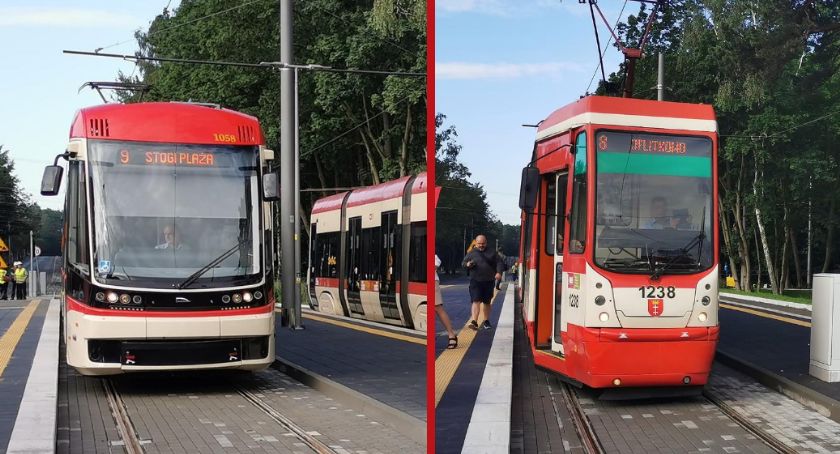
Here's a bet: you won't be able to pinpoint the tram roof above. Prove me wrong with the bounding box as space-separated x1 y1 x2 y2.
69 102 265 145
311 172 427 214
536 96 717 142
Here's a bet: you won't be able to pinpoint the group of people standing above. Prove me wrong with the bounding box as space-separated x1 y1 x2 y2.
0 262 28 300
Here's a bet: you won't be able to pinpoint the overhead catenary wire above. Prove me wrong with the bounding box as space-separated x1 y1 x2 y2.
585 0 629 94
719 110 840 139
63 50 426 77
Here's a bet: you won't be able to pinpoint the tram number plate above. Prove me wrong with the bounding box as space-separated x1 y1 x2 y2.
639 286 675 298
569 294 579 308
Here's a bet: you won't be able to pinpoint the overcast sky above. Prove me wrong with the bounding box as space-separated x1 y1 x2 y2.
436 0 634 224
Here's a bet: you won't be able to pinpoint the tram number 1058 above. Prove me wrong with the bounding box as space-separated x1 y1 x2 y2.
639 286 676 299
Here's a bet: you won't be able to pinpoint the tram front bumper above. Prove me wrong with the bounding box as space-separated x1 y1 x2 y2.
568 325 719 388
64 309 275 375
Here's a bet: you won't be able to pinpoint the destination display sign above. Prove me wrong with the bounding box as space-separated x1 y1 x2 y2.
117 149 216 167
596 131 712 157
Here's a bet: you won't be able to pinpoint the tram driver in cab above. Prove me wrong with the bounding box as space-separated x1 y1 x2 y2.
155 224 189 250
643 197 691 230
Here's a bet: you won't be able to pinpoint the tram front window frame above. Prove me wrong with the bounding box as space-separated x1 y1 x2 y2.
591 129 714 276
86 140 264 290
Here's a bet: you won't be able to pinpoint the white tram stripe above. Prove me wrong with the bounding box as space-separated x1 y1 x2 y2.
461 285 514 454
7 298 60 454
536 111 718 141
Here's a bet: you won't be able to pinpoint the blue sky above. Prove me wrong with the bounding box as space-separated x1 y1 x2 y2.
436 0 634 224
0 1 179 210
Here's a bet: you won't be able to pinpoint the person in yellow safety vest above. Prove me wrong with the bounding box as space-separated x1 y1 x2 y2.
13 261 27 300
0 266 7 300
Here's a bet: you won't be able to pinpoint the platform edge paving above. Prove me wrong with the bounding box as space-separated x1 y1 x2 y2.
715 349 840 425
272 357 426 445
460 285 514 454
7 298 59 454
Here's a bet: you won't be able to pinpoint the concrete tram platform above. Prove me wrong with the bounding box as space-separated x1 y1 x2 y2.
717 292 840 424
274 307 427 444
0 297 60 454
434 277 515 454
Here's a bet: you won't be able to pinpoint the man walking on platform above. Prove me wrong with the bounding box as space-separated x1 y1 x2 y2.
13 261 27 300
462 235 504 330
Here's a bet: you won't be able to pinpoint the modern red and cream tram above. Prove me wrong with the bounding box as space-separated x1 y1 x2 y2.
308 173 428 331
41 102 277 375
517 96 719 389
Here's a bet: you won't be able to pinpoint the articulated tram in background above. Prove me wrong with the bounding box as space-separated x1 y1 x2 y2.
308 173 428 332
42 102 278 375
517 96 719 389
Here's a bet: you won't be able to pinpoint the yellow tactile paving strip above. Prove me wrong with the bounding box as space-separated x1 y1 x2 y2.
720 302 811 328
0 299 42 377
301 312 427 345
434 288 498 407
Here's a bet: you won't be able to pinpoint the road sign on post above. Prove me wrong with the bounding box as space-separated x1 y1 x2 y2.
34 246 41 257
0 238 8 252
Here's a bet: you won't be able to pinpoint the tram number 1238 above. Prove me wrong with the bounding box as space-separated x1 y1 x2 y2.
639 286 676 298
569 294 579 308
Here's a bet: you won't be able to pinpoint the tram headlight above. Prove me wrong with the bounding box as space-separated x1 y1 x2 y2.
599 312 609 322
698 312 708 322
243 292 253 303
95 292 106 303
119 294 131 305
595 295 606 306
701 296 711 306
222 295 231 304
254 291 263 300
132 295 142 305
106 292 119 304
232 293 243 304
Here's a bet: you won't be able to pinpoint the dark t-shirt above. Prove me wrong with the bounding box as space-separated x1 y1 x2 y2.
462 249 504 282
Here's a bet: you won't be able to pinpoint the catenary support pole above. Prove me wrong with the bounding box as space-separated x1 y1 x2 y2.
293 67 303 328
280 0 299 329
657 53 665 101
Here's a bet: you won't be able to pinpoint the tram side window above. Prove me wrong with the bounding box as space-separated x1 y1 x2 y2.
315 231 339 278
545 179 556 256
569 132 587 254
408 221 427 283
66 161 89 270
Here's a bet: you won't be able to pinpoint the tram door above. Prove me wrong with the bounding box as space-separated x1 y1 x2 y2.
551 172 568 354
347 216 364 315
379 210 401 319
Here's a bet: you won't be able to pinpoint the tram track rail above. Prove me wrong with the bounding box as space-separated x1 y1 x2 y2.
703 389 795 454
102 378 145 454
234 383 339 454
558 382 604 454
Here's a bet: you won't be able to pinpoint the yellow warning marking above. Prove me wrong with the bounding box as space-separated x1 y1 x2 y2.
720 303 811 328
0 238 8 252
301 312 426 346
0 299 41 377
0 255 6 269
434 288 498 407
440 285 456 289
535 349 566 362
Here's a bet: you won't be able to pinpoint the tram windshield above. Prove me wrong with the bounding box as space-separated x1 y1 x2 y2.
88 141 262 289
593 131 713 275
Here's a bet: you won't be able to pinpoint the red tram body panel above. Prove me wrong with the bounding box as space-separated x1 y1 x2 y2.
517 96 719 388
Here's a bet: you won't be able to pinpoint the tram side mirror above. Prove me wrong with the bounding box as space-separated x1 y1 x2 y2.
263 172 280 201
518 166 540 213
40 166 63 196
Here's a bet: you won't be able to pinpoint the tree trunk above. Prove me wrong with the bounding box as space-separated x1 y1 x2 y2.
790 228 803 288
359 130 381 185
754 167 778 294
313 151 328 198
732 155 751 291
719 206 740 287
398 104 413 177
822 198 836 273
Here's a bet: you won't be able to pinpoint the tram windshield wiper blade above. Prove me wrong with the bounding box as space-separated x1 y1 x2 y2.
176 237 248 289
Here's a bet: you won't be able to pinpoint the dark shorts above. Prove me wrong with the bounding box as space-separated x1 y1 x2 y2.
469 280 495 304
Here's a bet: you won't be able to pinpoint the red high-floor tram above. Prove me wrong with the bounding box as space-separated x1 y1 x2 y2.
517 96 719 389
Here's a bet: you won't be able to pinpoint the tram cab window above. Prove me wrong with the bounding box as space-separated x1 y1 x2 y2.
569 132 588 254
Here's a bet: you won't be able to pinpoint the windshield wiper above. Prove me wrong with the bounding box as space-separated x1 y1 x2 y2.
650 205 706 280
176 237 248 289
